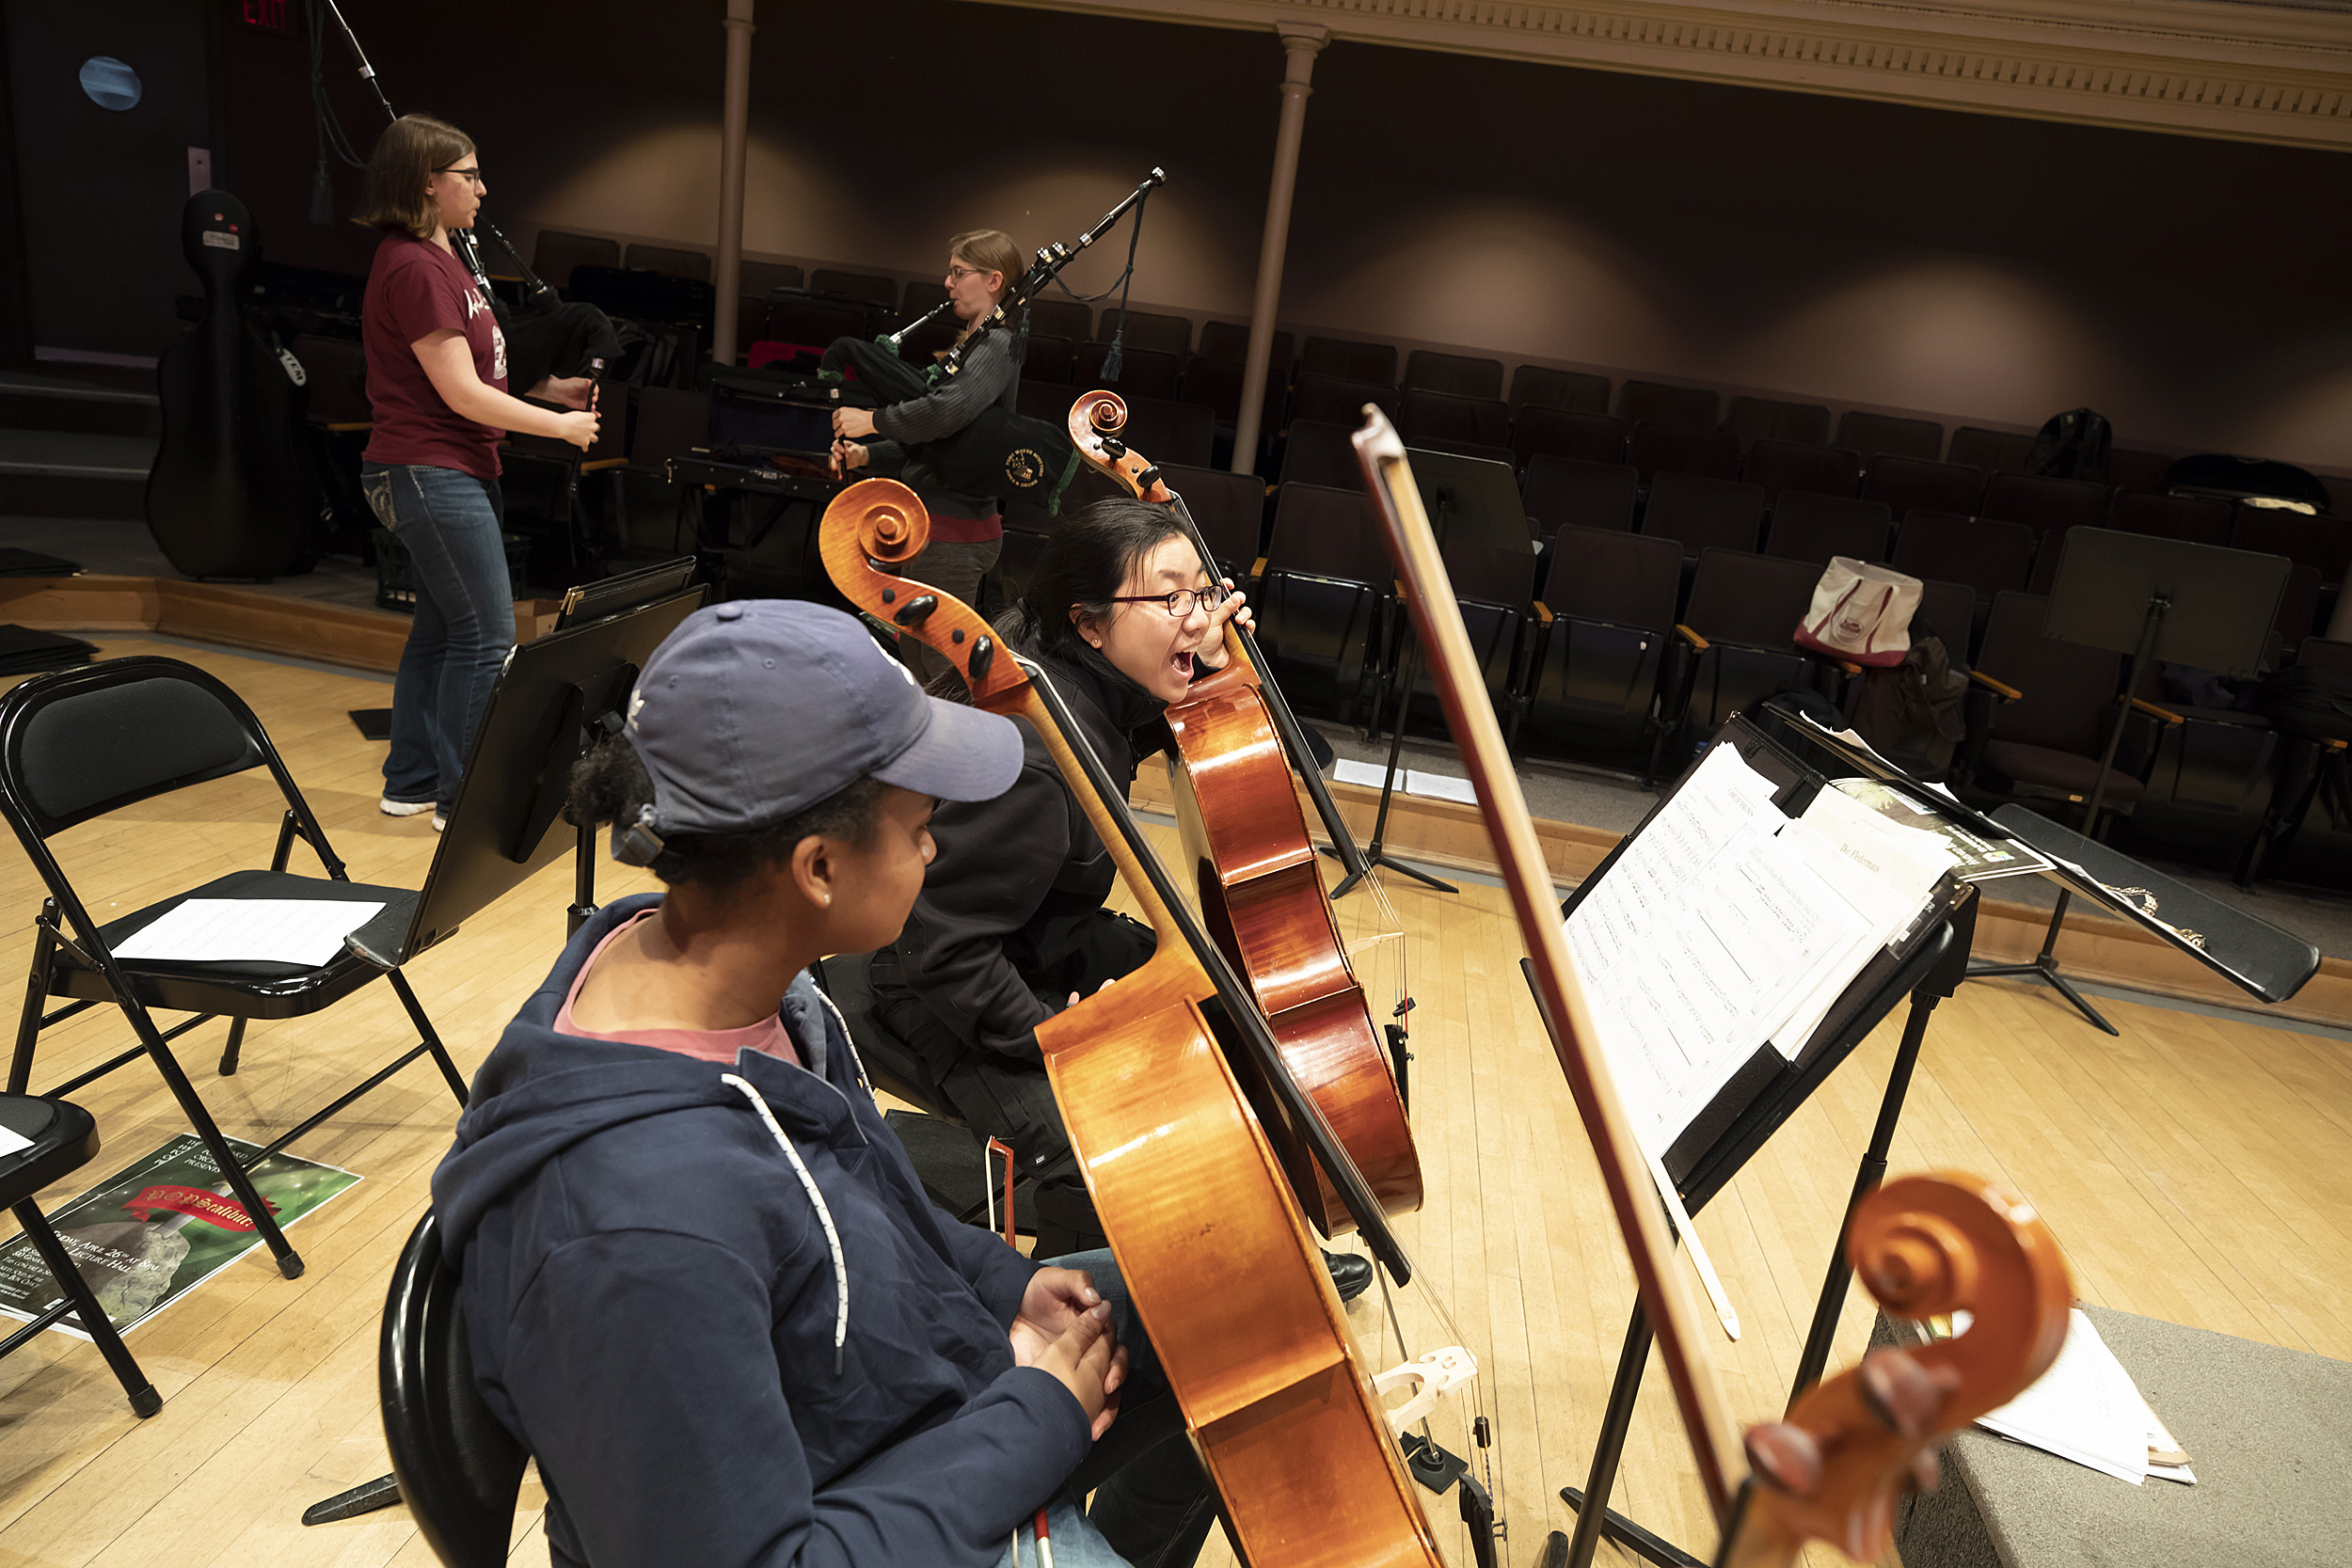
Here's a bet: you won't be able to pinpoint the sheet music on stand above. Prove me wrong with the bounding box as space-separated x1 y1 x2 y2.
1563 740 1956 1165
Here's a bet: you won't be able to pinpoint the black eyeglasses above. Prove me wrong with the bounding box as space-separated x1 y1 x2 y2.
1106 584 1228 619
434 165 485 185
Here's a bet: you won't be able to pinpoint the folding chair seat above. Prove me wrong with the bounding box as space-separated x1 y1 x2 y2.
1665 549 1836 762
1397 390 1510 449
744 261 808 297
1289 373 1399 430
1096 309 1192 359
1403 352 1503 401
1947 426 2032 473
1025 300 1092 344
1 1094 162 1416
1836 411 1943 463
808 269 894 306
1196 322 1292 369
1520 526 1681 776
1641 471 1764 562
0 657 466 1278
2233 505 2352 588
1724 397 1830 449
531 230 617 292
2106 448 2172 496
2108 490 2230 547
1982 472 2112 538
1617 380 1719 433
1158 462 1266 576
1508 366 1610 418
1745 440 1860 506
1256 484 1389 725
1299 337 1395 386
1522 456 1637 537
1115 397 1215 469
624 244 710 282
1022 333 1074 385
1861 454 1984 518
1960 592 2141 827
1275 420 1361 490
1629 422 1742 485
1514 408 1627 469
1073 343 1180 401
1763 492 1893 566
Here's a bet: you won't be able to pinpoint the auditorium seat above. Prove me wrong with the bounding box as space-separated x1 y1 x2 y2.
1520 525 1683 777
1724 397 1831 448
1023 333 1074 385
2107 448 2173 496
1158 462 1265 576
1177 356 1289 436
2322 475 2352 516
1289 373 1400 429
1508 365 1610 418
1016 380 1072 422
1667 549 1836 761
1390 536 1537 739
765 297 866 355
1276 420 1361 490
1026 300 1092 343
1862 454 1985 519
1196 322 1292 369
1399 390 1510 449
1521 457 1637 537
626 244 711 282
1892 512 2035 648
1629 421 1742 484
1744 440 1861 506
1947 426 2032 472
1404 351 1504 401
533 230 617 291
2274 564 2323 658
1642 472 1764 561
2027 531 2066 594
898 277 946 316
1116 397 1215 469
1916 578 1978 671
1836 410 1943 463
1515 408 1628 468
1763 493 1893 567
1962 590 2141 830
1980 471 2111 538
1300 337 1397 386
1255 483 1389 724
2121 662 2280 864
1074 342 1181 401
1097 309 1193 359
2233 505 2352 588
810 269 894 306
2108 490 2231 547
1618 380 1719 433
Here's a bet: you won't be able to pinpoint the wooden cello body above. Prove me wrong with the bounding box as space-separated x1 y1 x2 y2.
821 479 1445 1568
1067 390 1422 1236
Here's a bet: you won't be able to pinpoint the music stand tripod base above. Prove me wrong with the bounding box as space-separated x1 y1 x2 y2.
1331 623 1455 899
1966 893 2117 1037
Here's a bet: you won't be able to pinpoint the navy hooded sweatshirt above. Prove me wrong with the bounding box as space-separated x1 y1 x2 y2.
431 895 1092 1567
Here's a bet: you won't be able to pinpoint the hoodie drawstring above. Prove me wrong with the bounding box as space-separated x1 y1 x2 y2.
720 1072 850 1374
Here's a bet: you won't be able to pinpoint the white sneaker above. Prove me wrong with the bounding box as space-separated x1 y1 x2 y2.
380 797 434 818
433 815 446 832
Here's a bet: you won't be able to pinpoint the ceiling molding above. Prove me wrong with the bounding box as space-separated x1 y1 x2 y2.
978 0 2352 148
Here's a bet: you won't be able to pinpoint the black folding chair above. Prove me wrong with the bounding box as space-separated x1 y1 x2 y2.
0 1093 162 1417
381 1211 528 1568
0 657 467 1278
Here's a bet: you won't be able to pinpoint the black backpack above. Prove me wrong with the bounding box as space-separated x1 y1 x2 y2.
2024 407 2112 482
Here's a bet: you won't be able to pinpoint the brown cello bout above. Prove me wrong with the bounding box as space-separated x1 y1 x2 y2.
1727 1174 2072 1568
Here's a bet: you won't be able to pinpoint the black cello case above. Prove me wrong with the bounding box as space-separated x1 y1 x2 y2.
146 190 320 579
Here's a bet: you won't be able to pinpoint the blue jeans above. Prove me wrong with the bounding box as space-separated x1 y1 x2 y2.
1038 1249 1216 1568
362 463 515 812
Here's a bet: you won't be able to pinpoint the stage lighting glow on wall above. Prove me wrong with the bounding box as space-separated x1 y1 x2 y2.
79 56 143 112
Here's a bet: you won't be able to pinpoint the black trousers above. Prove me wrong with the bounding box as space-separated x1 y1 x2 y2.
874 911 1155 1257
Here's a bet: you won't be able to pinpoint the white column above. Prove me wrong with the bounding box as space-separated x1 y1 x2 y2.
1231 23 1327 475
711 0 756 367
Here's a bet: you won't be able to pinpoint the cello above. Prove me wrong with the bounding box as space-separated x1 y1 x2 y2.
1061 388 1421 1234
1347 406 2075 1565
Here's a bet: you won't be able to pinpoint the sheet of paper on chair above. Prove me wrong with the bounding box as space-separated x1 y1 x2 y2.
1964 1307 2152 1485
113 899 387 967
0 1125 30 1158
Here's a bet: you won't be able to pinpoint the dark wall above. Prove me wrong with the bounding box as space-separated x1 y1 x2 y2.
24 0 2352 465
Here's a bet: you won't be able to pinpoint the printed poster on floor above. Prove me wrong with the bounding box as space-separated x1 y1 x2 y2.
0 1133 360 1341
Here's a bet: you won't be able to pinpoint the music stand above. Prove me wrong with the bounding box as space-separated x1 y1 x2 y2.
1335 451 1533 899
1968 529 2288 1034
554 556 697 631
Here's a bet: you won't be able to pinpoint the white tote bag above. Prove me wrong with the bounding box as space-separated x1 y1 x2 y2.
1793 558 1921 668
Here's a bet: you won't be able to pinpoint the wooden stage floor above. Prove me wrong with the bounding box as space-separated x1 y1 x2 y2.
0 637 2344 1568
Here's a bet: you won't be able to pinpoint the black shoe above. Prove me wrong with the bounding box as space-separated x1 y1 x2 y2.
1323 1249 1374 1304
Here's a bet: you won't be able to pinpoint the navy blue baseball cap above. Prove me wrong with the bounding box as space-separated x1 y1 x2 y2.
619 600 1022 851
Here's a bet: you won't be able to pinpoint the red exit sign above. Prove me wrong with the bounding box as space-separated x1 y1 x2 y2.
238 0 289 30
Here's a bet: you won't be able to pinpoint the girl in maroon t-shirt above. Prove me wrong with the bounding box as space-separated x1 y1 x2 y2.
355 114 599 827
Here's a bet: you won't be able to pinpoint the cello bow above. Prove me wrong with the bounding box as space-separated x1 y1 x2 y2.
1066 389 1375 882
1349 408 2072 1564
